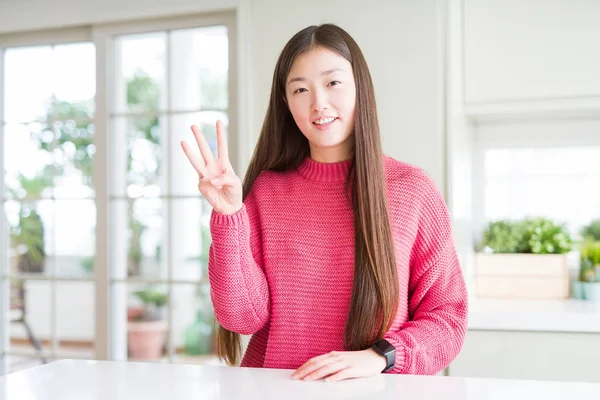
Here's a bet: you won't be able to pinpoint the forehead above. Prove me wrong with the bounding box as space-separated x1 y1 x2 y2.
288 47 352 77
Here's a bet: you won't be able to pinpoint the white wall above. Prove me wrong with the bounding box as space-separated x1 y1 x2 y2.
0 0 238 34
463 0 600 105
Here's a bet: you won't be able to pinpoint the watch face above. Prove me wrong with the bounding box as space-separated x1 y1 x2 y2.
372 339 395 372
373 339 395 355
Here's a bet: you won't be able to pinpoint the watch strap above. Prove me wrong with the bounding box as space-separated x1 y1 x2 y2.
371 338 395 372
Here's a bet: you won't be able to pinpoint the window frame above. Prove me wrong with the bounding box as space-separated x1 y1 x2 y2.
0 10 240 373
93 10 237 362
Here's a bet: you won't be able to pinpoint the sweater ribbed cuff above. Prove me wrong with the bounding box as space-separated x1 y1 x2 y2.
383 336 407 374
210 204 247 226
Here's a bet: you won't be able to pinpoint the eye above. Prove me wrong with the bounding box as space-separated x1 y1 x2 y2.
328 81 341 87
293 88 308 94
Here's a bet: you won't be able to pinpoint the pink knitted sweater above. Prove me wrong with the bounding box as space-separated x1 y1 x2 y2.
208 156 468 375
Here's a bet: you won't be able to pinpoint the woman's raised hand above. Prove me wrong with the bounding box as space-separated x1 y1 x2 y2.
180 120 243 215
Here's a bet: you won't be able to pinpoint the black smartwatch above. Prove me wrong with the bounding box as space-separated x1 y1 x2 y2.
371 339 395 372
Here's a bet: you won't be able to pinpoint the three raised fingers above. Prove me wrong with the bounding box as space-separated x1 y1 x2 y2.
181 121 230 177
180 140 208 177
191 125 214 164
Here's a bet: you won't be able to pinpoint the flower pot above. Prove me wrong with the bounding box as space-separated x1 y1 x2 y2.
572 281 586 300
583 282 600 303
127 320 168 360
475 253 569 299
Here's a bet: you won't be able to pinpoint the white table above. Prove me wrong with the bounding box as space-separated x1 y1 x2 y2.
1 359 600 400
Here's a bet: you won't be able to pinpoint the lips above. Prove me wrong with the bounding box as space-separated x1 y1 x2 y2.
311 116 338 125
312 117 338 125
312 117 338 130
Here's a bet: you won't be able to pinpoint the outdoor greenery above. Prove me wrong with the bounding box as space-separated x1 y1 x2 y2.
8 72 161 276
8 174 52 273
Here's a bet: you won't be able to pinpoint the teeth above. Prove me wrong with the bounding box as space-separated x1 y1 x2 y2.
314 117 336 125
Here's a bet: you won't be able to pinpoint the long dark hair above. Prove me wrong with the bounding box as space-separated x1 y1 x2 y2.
216 24 399 366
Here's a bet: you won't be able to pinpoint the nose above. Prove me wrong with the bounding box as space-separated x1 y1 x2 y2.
311 88 329 112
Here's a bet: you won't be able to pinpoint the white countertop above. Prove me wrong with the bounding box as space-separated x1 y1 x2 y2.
2 359 600 400
468 299 600 333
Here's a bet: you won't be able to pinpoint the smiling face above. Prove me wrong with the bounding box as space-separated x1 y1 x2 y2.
285 47 357 163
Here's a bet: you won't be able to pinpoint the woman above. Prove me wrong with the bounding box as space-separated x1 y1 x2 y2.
181 23 468 382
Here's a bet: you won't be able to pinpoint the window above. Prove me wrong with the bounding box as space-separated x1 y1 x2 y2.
1 12 236 375
95 13 235 364
1 34 97 373
483 146 600 236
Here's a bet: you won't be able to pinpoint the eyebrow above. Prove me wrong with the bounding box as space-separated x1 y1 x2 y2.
287 68 345 86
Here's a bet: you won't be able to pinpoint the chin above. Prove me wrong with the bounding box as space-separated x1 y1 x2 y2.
308 131 350 144
307 135 345 148
314 141 347 149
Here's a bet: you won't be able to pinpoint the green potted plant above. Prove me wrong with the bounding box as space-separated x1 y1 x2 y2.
578 239 600 302
127 286 168 360
481 219 525 254
520 217 572 255
476 217 573 299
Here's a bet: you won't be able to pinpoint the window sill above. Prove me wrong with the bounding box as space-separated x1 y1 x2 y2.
468 298 600 333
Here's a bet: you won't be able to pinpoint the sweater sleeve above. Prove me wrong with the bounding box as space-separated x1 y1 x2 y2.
208 188 270 335
384 170 468 375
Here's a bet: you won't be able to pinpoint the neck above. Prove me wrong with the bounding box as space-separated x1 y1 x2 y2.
308 143 353 163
